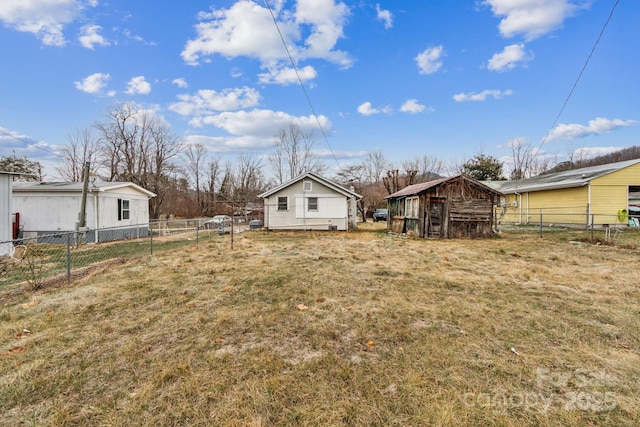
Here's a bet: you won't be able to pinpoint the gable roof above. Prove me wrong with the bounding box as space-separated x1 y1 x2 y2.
12 181 156 198
385 175 503 199
497 159 640 194
259 172 362 199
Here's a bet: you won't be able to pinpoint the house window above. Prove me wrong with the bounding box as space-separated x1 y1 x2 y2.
118 198 130 220
277 196 288 211
303 181 312 192
308 197 318 211
405 196 419 218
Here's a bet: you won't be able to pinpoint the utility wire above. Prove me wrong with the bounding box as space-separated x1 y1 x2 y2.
263 0 342 172
0 127 64 160
535 0 620 156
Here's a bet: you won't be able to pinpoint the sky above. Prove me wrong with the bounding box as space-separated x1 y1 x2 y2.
0 0 638 180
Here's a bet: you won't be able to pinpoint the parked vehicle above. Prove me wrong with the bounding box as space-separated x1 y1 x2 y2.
249 219 263 229
373 208 388 222
203 215 232 230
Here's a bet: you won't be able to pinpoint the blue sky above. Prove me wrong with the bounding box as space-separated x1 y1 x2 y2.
0 0 638 179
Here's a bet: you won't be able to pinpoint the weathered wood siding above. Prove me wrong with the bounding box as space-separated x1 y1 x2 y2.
386 176 499 239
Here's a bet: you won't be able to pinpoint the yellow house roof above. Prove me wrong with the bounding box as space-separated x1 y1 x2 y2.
497 159 640 194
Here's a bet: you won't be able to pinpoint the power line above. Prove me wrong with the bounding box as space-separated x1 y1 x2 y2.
535 0 620 155
262 0 342 172
0 127 64 160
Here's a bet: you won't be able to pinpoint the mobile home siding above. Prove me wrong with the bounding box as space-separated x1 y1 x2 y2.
0 173 12 256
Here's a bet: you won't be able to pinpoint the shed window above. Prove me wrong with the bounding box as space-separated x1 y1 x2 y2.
118 198 130 220
405 197 419 218
277 196 288 211
308 197 318 211
303 181 312 191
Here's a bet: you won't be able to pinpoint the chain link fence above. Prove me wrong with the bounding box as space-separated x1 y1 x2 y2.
0 218 243 294
497 206 640 243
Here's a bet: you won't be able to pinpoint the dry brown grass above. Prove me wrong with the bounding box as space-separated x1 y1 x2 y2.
1 223 639 426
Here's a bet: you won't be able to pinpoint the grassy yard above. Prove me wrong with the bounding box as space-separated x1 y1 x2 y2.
1 223 639 426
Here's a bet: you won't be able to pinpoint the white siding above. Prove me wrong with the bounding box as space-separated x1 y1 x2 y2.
13 187 151 233
265 179 350 230
0 174 12 255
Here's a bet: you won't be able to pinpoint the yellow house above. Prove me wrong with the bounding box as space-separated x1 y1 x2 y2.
495 159 640 227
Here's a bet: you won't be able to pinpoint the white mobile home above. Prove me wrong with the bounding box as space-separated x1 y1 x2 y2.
13 181 155 243
259 172 361 231
0 172 15 256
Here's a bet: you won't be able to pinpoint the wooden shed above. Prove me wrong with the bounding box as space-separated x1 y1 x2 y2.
385 175 503 238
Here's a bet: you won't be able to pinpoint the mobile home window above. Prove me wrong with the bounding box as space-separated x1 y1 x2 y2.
308 197 318 211
277 196 288 211
118 198 130 220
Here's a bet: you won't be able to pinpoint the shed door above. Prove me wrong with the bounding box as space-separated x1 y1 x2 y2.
427 198 445 237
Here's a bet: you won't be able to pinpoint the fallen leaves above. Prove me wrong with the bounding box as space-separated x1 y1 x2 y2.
8 346 25 355
14 329 31 339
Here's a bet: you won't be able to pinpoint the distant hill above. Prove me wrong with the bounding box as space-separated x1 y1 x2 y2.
541 145 640 175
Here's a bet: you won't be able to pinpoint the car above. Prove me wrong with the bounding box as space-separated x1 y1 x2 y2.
372 208 388 222
203 215 232 230
249 219 263 230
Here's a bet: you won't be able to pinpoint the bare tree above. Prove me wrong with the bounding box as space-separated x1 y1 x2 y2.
184 143 208 215
361 150 390 183
233 153 265 205
95 102 182 219
402 154 444 183
509 138 551 179
203 154 222 216
269 123 326 184
56 127 100 181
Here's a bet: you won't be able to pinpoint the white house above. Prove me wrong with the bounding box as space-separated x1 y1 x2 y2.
259 172 361 231
12 181 156 243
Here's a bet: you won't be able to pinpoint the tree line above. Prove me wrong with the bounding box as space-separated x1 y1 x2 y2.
4 102 639 220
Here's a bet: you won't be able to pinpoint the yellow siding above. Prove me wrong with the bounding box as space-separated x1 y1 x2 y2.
499 163 640 226
590 164 640 222
498 188 589 225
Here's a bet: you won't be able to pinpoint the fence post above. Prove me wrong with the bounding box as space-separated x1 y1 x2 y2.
150 222 154 255
591 214 595 241
196 223 199 245
539 209 543 237
66 233 71 284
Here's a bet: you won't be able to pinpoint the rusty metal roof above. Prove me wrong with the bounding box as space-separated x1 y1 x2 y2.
385 175 502 199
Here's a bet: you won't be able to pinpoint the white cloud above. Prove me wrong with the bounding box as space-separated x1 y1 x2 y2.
184 134 272 152
78 24 109 49
188 109 332 139
453 89 513 102
125 76 151 95
181 0 352 79
0 0 86 46
172 78 188 89
258 65 317 85
357 101 392 116
400 99 427 114
415 46 444 75
169 87 261 116
74 72 113 95
546 117 636 141
376 4 393 29
483 0 583 40
487 43 533 72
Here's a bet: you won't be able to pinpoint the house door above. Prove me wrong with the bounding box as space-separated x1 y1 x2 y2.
427 198 445 237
